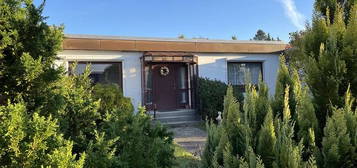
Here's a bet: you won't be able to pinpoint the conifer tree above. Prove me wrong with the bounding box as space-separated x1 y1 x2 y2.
272 56 297 119
214 86 251 166
322 87 356 167
257 108 276 168
272 87 305 168
201 121 223 168
288 3 357 139
255 79 271 134
322 107 353 167
292 69 319 160
223 143 240 168
314 0 356 24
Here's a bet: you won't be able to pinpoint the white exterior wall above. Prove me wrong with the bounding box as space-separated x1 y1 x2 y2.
57 50 143 111
197 53 280 95
57 51 280 111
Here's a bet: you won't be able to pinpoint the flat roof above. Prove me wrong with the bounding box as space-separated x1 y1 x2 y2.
63 34 288 54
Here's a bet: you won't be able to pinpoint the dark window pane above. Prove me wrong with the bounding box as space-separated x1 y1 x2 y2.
71 62 122 88
228 62 262 85
144 65 153 104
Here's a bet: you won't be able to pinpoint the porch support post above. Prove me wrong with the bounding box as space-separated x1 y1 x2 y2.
187 63 192 108
140 57 145 108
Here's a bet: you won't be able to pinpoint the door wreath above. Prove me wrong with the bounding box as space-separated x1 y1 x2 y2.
160 66 170 76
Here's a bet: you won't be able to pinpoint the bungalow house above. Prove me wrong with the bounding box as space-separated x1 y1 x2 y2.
56 34 287 114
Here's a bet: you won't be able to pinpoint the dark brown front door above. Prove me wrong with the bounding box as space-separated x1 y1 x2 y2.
152 63 188 111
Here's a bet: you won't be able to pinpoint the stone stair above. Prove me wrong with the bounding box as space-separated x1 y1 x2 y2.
149 109 202 127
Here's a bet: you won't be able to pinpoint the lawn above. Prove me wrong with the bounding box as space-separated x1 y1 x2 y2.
173 143 201 168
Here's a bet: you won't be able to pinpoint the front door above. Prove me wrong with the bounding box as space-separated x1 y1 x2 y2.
152 63 188 111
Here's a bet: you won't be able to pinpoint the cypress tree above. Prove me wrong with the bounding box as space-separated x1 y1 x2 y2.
272 87 305 168
293 69 319 160
322 86 357 167
288 3 357 142
272 56 296 118
201 121 223 168
257 108 276 168
322 107 353 167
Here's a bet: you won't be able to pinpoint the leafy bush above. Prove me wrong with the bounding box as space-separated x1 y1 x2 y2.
0 102 85 168
198 77 242 121
117 108 175 168
88 86 176 168
93 83 133 118
0 1 176 167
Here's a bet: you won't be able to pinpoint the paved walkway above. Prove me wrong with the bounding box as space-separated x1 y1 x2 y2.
169 126 207 156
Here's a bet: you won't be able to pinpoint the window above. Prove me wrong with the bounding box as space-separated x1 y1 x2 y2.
227 62 262 86
69 62 123 89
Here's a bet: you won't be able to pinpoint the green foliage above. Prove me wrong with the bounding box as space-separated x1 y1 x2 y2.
203 74 321 168
1 1 176 167
93 83 133 119
0 102 85 168
288 3 357 141
198 78 227 120
201 121 222 168
272 56 297 119
253 29 280 41
53 68 101 154
0 0 64 107
272 87 305 168
322 88 356 168
314 0 357 24
198 77 243 121
294 76 318 160
85 131 119 168
117 112 175 168
257 108 276 168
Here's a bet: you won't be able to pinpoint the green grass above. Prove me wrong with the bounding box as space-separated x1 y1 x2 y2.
173 144 201 168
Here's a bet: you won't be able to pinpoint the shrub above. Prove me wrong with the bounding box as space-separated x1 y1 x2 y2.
0 102 85 168
89 85 176 168
201 121 222 168
93 83 134 118
115 108 175 168
322 88 356 168
198 78 227 120
198 77 243 121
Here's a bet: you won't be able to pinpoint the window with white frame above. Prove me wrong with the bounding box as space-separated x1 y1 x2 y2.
69 62 123 89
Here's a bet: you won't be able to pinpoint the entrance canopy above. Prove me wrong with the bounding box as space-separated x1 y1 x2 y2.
141 52 198 111
142 52 198 63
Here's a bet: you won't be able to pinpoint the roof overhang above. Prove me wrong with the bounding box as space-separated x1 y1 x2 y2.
142 52 198 63
62 34 288 54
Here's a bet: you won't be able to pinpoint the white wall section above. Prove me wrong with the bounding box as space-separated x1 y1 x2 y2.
57 50 280 112
197 53 280 95
57 50 143 111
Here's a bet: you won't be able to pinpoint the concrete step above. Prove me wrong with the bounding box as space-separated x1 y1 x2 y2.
149 109 202 127
148 109 196 118
156 120 203 127
155 115 198 122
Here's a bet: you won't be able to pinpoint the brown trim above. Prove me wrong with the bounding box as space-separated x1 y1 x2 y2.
63 38 287 54
142 52 198 63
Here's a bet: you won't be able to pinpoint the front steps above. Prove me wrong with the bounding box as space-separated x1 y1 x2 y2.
148 109 202 127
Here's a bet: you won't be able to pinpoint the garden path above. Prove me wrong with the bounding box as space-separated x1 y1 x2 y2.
169 126 207 156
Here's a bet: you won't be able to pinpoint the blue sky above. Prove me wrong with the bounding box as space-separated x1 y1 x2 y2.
34 0 314 42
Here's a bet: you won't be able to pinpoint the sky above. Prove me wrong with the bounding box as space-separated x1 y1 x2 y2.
34 0 314 42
